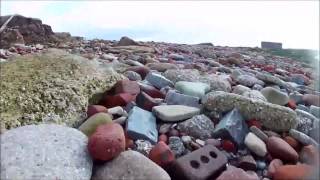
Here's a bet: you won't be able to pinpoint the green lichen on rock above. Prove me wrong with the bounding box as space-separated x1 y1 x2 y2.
0 49 124 130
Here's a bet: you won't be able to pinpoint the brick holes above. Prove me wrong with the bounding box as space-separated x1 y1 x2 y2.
209 151 217 158
190 160 200 169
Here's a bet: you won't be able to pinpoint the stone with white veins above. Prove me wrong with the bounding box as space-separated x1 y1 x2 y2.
0 124 92 180
202 91 298 132
152 105 200 122
244 132 267 157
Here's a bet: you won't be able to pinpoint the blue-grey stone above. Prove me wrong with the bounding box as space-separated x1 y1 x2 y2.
256 161 267 170
291 74 306 85
165 90 200 108
126 106 158 144
297 104 310 112
310 105 320 118
145 72 174 89
212 108 249 147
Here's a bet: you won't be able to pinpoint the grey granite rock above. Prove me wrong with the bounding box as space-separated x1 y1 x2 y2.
236 75 264 87
232 85 251 95
124 70 142 81
243 90 267 102
168 136 186 158
177 114 215 140
0 124 92 180
289 129 319 147
295 109 318 135
92 150 170 180
202 91 298 132
310 105 320 118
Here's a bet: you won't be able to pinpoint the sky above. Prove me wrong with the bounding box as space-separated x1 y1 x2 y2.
1 1 319 49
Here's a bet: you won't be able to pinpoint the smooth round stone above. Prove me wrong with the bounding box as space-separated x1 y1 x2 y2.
175 81 210 98
260 87 289 105
78 112 112 137
152 105 200 122
0 124 92 180
244 132 267 157
88 123 125 161
266 136 299 163
252 84 263 91
236 75 264 87
92 150 170 180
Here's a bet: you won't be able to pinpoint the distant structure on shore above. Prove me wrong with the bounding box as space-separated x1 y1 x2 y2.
261 41 282 49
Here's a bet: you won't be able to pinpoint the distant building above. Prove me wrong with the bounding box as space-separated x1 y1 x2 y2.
261 41 282 49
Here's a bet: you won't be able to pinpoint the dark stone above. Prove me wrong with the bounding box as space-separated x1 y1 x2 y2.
212 108 249 148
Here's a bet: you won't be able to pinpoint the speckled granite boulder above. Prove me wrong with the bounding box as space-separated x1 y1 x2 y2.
243 90 267 102
236 75 264 87
256 72 294 91
295 109 318 135
202 91 298 132
0 124 92 180
92 150 170 180
0 49 123 130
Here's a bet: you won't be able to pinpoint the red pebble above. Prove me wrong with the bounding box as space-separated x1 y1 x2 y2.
114 80 140 95
87 105 108 118
149 141 175 167
158 134 168 144
300 145 319 166
88 123 125 161
222 140 236 152
246 119 262 129
100 93 136 108
287 100 297 110
283 136 301 152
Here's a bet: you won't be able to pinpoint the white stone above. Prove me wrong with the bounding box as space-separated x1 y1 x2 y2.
244 132 267 157
152 105 200 122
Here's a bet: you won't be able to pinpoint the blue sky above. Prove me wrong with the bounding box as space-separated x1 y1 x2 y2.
2 1 319 49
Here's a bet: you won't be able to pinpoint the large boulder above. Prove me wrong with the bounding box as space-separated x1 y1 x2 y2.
202 91 298 132
0 49 124 130
0 124 92 180
0 14 56 46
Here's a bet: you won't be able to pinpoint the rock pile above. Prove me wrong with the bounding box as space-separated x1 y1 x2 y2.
1 16 319 180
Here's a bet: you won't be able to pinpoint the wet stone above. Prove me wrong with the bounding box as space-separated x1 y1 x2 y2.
212 108 249 147
126 106 158 144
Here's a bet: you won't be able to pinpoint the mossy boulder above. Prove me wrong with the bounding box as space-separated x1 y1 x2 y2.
0 48 124 130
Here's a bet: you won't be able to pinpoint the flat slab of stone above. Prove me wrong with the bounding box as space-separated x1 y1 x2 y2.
165 90 200 108
202 91 298 132
0 124 92 180
152 105 200 122
92 150 170 180
175 81 210 98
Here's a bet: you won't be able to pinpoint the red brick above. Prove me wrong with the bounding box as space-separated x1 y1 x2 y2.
100 93 136 108
87 105 108 118
114 80 140 95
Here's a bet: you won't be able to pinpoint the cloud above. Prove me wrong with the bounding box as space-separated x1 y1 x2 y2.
1 1 319 49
